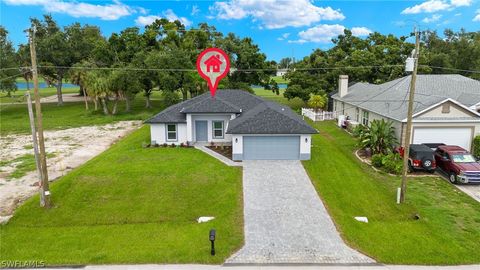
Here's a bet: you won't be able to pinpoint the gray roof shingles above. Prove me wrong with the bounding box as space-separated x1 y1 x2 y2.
146 89 317 134
332 74 480 121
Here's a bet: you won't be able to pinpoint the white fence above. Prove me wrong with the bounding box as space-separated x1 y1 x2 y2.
301 108 336 121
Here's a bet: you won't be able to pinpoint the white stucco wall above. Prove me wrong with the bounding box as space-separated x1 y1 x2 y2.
150 123 187 145
190 114 235 143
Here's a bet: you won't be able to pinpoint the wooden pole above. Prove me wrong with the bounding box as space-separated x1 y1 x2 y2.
400 28 420 203
29 28 51 208
26 91 44 206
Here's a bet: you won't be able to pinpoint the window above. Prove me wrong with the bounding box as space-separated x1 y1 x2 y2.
333 100 337 112
212 121 224 139
166 124 177 141
355 108 360 122
362 111 369 126
341 102 345 115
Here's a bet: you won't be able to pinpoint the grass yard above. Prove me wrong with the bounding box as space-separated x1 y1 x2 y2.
303 121 480 265
0 87 80 104
0 95 165 135
0 126 243 265
253 88 304 111
271 76 289 84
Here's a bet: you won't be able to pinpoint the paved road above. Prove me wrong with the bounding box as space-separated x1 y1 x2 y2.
18 265 480 270
226 160 374 265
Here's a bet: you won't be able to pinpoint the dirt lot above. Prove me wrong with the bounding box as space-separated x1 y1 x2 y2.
0 121 141 220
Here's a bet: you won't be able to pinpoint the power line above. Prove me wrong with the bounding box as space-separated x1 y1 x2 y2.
0 70 31 82
1 64 479 73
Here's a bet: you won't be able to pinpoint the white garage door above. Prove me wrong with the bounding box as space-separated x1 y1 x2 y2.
412 127 472 150
243 136 300 160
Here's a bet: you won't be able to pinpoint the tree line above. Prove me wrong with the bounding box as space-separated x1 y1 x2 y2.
283 29 480 102
1 16 479 112
0 15 275 114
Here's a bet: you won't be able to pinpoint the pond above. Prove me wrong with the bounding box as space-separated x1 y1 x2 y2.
251 83 287 89
16 82 78 90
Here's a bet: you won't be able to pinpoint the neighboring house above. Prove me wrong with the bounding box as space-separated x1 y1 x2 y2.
276 68 288 77
332 74 480 151
146 90 317 160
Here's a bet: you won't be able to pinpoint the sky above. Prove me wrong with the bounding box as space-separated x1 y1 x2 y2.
1 0 479 61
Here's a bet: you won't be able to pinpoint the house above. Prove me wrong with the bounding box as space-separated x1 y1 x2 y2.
204 54 223 73
276 68 288 77
331 74 480 151
146 90 317 160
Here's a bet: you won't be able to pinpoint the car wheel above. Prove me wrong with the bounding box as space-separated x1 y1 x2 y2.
422 158 433 169
449 172 458 184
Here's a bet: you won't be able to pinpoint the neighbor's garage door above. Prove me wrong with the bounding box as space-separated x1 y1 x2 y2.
412 127 473 150
243 136 300 160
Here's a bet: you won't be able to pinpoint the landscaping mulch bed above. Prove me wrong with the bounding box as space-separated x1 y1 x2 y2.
207 145 233 161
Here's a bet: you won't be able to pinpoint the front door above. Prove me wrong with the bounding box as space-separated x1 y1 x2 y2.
195 121 208 142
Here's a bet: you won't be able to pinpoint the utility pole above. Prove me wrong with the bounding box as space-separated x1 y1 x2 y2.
26 92 45 206
29 27 51 208
400 28 420 203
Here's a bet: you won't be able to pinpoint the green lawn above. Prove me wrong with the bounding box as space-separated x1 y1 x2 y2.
0 87 80 104
271 75 289 84
303 121 480 265
0 94 165 135
0 126 243 265
253 88 304 111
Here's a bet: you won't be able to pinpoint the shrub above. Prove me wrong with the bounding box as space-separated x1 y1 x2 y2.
170 143 176 148
180 142 185 148
371 154 384 168
352 124 367 138
381 153 403 175
162 143 168 148
473 136 480 159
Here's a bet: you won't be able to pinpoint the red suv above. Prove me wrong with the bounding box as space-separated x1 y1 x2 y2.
434 145 480 184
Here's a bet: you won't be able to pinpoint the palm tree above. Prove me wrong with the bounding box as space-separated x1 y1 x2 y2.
358 119 398 155
68 61 91 110
308 94 328 112
85 72 110 115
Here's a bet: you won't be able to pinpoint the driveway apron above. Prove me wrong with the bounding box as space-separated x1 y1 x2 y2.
226 160 374 265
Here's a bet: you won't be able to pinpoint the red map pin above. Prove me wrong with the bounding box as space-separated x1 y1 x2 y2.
196 48 230 97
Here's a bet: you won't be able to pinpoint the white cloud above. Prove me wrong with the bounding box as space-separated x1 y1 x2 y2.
4 0 137 20
401 0 450 14
191 5 200 16
210 0 345 29
135 9 192 27
351 27 372 36
450 0 472 6
401 0 472 15
474 10 480 21
422 14 442 23
297 24 345 43
290 24 373 43
163 9 192 26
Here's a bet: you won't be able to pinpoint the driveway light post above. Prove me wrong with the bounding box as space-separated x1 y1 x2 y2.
209 229 216 256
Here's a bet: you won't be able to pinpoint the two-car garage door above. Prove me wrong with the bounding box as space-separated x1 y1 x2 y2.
243 136 300 160
412 127 473 150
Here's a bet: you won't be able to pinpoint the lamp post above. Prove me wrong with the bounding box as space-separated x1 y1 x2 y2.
209 229 216 256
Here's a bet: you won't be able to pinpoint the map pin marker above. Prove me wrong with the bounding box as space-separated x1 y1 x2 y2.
196 48 230 98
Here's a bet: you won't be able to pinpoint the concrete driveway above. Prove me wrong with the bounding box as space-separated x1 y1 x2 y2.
226 160 374 265
436 171 480 203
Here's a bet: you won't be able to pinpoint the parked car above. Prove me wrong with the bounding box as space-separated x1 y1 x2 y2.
402 144 436 173
434 145 480 184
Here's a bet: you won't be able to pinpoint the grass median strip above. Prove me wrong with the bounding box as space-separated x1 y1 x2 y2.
303 121 480 265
